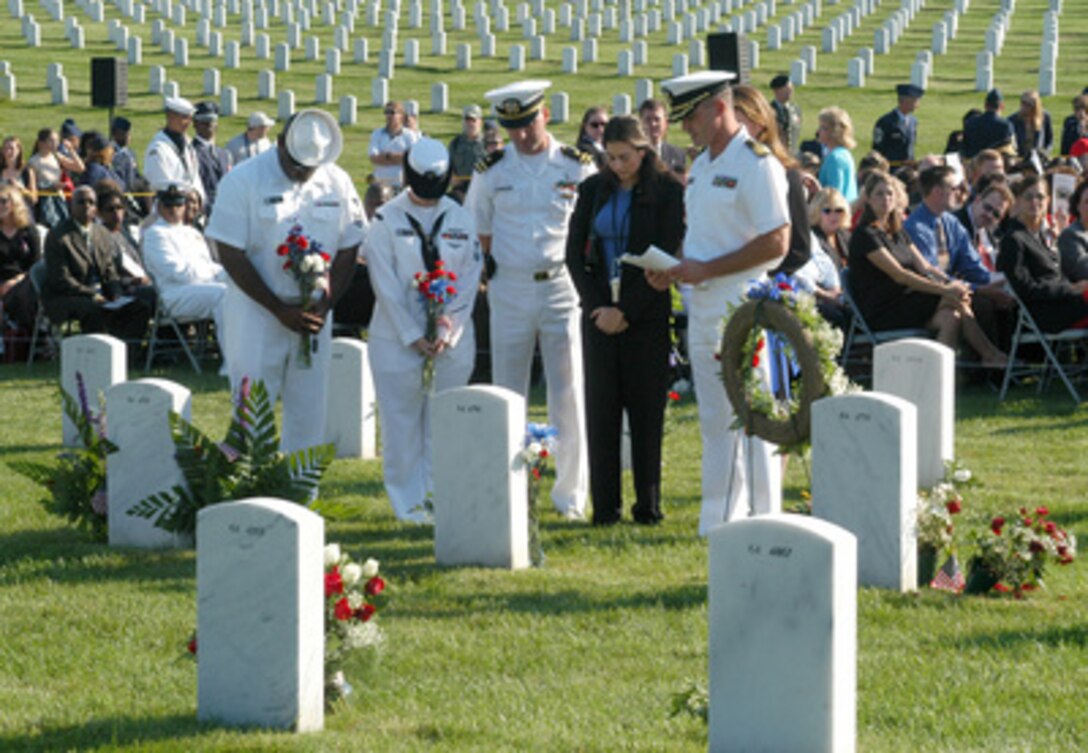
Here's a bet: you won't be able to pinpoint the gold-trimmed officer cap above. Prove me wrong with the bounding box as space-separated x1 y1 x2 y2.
484 79 552 128
660 70 736 121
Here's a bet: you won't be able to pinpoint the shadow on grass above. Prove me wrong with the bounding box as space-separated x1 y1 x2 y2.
392 582 707 620
953 623 1088 650
0 713 273 752
0 528 194 590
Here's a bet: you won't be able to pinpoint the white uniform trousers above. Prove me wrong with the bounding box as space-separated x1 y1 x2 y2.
689 281 782 537
223 287 332 454
369 333 475 521
488 269 588 516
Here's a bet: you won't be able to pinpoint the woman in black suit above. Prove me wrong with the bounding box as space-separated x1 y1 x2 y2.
565 116 684 526
997 175 1088 332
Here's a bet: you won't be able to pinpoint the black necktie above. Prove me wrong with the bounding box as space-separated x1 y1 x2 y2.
404 211 447 272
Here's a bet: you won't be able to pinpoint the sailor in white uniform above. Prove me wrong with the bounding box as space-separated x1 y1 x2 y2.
656 71 792 536
143 97 205 204
205 109 367 452
464 79 597 520
366 139 483 521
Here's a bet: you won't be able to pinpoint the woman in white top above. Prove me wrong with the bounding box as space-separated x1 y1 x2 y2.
365 139 483 522
26 129 68 227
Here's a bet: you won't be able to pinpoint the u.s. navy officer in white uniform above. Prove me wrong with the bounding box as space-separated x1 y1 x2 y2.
656 71 791 536
366 139 483 521
206 109 367 453
465 80 597 520
144 97 206 204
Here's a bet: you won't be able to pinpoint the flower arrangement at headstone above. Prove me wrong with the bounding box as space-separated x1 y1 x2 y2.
411 259 458 393
966 505 1077 597
127 377 336 538
915 461 973 591
9 373 116 542
278 222 331 368
518 422 557 567
323 542 388 704
720 273 856 455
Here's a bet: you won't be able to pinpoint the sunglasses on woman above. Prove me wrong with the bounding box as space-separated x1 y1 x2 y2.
822 207 847 215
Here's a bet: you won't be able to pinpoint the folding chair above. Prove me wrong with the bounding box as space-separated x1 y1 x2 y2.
143 282 214 374
25 258 71 366
839 267 931 370
999 285 1088 403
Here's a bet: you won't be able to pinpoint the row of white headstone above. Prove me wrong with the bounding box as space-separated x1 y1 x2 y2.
59 334 377 548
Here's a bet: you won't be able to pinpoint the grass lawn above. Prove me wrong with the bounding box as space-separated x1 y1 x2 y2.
0 359 1086 751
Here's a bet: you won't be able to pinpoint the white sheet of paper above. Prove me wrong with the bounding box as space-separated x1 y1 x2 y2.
1052 172 1077 217
620 245 679 271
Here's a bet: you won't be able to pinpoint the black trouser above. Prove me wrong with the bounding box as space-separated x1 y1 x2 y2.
582 315 670 524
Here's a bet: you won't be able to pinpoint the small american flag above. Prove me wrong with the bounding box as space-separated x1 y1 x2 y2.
930 554 966 593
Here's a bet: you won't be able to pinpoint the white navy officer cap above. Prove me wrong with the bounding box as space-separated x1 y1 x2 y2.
284 109 343 167
248 111 275 128
660 71 736 121
484 79 552 129
164 96 196 118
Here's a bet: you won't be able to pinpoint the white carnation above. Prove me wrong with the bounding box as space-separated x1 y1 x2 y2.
952 468 972 484
361 558 379 578
324 543 341 567
342 562 362 586
344 621 384 650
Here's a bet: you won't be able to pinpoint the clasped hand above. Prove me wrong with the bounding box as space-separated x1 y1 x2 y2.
591 306 628 335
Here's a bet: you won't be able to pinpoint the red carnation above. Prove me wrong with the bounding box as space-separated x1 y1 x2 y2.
531 467 541 480
325 567 344 597
756 336 765 351
946 499 962 515
449 271 458 281
320 252 331 262
282 260 292 270
993 583 1010 593
1023 518 1033 527
1029 540 1045 554
668 390 681 401
365 576 386 596
1035 506 1049 517
447 286 457 296
991 517 1005 535
334 597 353 621
539 449 549 459
751 354 760 368
435 259 445 268
187 637 197 655
1044 521 1057 535
356 603 376 622
296 236 309 250
276 244 290 256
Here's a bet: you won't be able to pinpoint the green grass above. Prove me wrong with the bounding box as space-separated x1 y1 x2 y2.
1 360 1087 751
1 0 1085 183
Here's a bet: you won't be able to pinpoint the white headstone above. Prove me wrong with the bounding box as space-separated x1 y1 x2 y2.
278 89 296 120
709 515 856 753
314 74 333 104
430 81 449 113
910 59 928 89
932 20 947 54
225 40 241 67
790 58 807 86
975 50 992 92
635 77 653 106
221 85 238 116
874 26 889 54
149 65 167 95
127 34 142 63
209 30 223 57
509 43 525 70
617 49 633 75
371 76 389 106
551 91 569 123
873 339 953 489
847 56 865 87
204 67 220 96
256 32 270 59
811 393 918 591
582 37 597 62
529 34 544 60
163 81 180 101
481 33 496 57
105 378 192 548
612 92 631 115
326 47 341 74
456 42 472 69
175 36 190 66
258 69 276 99
859 46 874 75
354 37 370 64
432 386 529 569
197 498 324 731
671 52 687 76
801 44 817 72
379 49 395 77
61 335 126 448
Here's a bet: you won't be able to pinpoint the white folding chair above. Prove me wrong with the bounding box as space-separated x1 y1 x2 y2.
999 285 1088 403
143 281 213 374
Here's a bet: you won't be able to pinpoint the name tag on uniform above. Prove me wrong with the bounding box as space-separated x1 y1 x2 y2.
315 199 341 208
395 228 415 237
495 185 515 192
712 175 738 189
441 231 470 241
263 195 284 204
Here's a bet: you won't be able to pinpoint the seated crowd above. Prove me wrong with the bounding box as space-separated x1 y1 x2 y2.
4 80 1088 370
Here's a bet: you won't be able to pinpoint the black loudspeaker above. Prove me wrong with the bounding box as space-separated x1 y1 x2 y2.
90 58 128 108
706 32 750 85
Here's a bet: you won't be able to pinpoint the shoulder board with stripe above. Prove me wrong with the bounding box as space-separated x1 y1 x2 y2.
475 149 505 173
745 139 771 157
561 145 595 165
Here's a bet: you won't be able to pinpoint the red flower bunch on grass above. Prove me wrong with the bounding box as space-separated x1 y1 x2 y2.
969 504 1078 597
322 543 389 702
